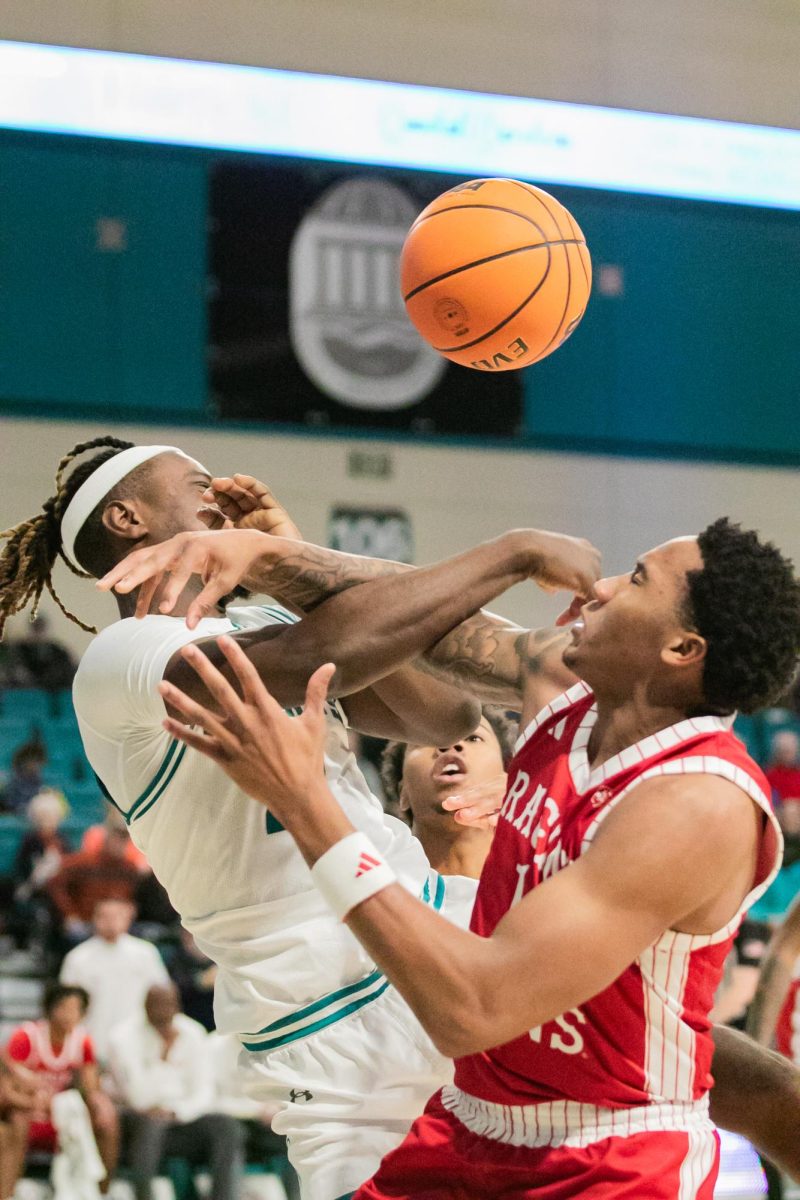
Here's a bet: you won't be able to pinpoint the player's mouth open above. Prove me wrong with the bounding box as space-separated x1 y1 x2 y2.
432 753 467 785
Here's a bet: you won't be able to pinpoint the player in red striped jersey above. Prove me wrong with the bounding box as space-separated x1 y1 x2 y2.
156 517 800 1199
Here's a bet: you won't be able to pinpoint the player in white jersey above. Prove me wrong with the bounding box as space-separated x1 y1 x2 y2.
0 436 600 1200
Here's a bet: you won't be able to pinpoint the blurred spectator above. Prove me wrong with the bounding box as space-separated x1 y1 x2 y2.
3 982 118 1191
13 614 77 692
778 798 800 868
60 899 169 1061
766 731 800 807
109 984 244 1200
210 1032 300 1200
1 740 47 815
47 825 141 949
82 809 149 872
712 918 773 1028
0 639 31 689
168 928 217 1032
0 1056 41 1196
8 790 70 953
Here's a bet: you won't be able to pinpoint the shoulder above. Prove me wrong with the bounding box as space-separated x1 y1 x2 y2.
6 1027 32 1060
589 772 761 885
225 603 299 631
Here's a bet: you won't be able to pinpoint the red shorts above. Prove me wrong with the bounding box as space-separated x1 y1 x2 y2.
28 1121 58 1154
354 1093 720 1200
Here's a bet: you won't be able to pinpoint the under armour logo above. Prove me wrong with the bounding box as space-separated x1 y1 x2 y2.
289 1089 313 1103
355 852 381 877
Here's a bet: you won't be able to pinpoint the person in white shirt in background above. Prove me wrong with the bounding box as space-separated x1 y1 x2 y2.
59 898 169 1061
210 1033 300 1200
109 983 244 1200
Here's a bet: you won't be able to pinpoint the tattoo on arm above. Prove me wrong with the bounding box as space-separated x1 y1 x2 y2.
422 616 571 702
252 546 410 612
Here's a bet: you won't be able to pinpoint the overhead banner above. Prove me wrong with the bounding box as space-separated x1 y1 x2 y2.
208 160 523 434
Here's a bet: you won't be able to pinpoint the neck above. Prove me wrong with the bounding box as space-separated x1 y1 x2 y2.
116 576 222 621
587 689 693 770
414 819 493 880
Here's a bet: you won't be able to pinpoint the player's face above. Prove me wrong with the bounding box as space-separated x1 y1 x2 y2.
143 453 224 544
562 536 704 692
400 717 505 825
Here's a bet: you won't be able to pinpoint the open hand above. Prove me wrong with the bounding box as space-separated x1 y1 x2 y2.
441 774 506 829
97 529 280 626
159 636 335 814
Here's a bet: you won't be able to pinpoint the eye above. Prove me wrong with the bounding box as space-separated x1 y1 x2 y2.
467 734 484 743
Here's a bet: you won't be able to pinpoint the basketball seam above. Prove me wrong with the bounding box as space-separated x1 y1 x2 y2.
533 241 574 363
410 202 556 235
403 239 584 302
432 244 553 354
565 209 591 292
505 181 580 363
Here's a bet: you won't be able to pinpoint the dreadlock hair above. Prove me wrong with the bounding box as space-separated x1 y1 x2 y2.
0 436 135 639
685 517 800 715
380 705 517 811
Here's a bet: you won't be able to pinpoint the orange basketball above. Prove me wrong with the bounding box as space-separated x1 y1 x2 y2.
400 178 591 371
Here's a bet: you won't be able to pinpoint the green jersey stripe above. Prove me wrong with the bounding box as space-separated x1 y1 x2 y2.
241 978 391 1052
130 744 187 824
127 738 180 820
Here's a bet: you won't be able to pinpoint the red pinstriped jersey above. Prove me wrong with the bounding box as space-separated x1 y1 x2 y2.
454 682 781 1109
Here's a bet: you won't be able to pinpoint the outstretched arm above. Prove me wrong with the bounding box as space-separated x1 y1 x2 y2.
746 894 800 1046
100 527 595 719
160 641 759 1059
710 1023 800 1181
161 531 594 726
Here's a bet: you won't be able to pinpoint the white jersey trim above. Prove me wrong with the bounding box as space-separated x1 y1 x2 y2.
513 682 592 755
439 1086 713 1149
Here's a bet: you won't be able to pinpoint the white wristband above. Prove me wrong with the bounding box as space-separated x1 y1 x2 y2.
311 832 397 921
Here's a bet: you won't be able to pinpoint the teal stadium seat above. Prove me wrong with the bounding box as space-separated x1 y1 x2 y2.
0 816 25 875
733 714 768 764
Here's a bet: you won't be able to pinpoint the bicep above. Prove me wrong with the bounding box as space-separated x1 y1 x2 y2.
342 666 480 744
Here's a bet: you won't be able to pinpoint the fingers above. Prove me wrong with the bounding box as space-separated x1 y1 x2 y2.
555 595 586 628
135 573 163 621
158 679 242 754
216 635 285 718
304 663 336 721
185 567 240 629
180 642 250 729
157 560 200 616
97 545 175 595
163 717 232 764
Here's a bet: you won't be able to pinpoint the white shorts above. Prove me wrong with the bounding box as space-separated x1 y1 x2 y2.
238 979 452 1200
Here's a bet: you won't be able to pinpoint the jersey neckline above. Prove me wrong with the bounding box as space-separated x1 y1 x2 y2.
568 705 736 795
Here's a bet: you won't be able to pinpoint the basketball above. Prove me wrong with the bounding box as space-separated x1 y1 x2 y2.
400 178 592 372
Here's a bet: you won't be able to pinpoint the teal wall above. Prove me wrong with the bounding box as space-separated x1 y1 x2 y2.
0 136 207 418
527 187 800 462
1 133 798 463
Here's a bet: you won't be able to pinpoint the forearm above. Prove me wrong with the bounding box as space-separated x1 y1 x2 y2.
745 949 794 1044
710 1024 800 1180
199 532 535 707
247 540 411 611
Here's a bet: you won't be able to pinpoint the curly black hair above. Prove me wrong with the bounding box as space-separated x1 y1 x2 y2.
43 981 90 1017
685 517 800 715
380 705 517 808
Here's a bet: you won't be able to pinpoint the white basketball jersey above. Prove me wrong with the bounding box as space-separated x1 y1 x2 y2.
73 604 432 1039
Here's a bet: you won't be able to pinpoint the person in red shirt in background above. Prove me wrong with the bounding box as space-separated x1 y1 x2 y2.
47 825 141 948
81 810 149 873
2 984 118 1193
766 731 800 807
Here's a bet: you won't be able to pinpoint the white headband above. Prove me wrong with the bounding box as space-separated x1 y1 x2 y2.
60 445 205 570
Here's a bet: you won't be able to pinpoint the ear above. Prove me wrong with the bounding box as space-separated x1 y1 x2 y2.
101 498 148 544
398 778 412 814
661 630 707 670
